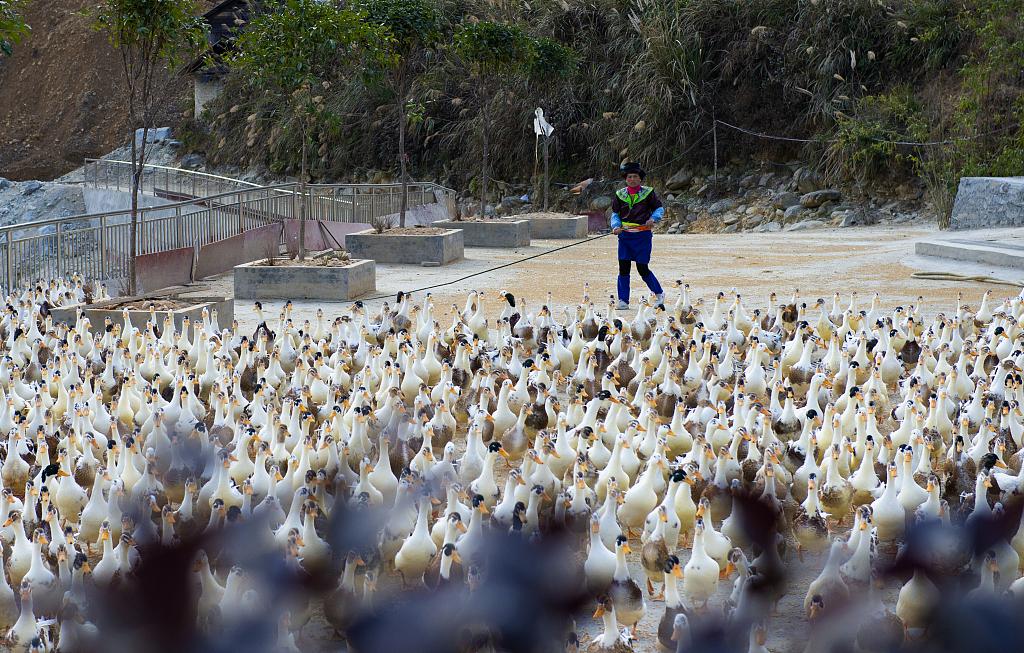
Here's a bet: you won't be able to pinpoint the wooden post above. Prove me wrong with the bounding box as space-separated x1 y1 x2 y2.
713 117 718 195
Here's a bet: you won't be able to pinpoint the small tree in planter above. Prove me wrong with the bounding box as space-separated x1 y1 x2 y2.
453 21 532 217
360 0 440 228
89 0 206 295
230 0 389 260
528 38 577 211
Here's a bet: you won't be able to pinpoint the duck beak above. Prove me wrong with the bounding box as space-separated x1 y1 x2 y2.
457 521 467 533
451 551 463 564
995 459 1008 469
592 605 605 620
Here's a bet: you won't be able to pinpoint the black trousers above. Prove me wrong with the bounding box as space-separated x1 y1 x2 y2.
619 260 651 277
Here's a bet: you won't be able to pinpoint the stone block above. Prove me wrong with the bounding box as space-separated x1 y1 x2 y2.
527 216 588 239
234 260 375 301
433 220 530 248
23 181 41 195
50 296 234 337
949 177 1024 229
345 229 463 264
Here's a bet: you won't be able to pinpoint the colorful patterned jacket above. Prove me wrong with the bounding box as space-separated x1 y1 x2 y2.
610 186 664 230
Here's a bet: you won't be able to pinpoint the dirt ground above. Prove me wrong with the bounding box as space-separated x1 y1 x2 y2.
168 224 1024 652
194 224 1024 335
0 0 202 181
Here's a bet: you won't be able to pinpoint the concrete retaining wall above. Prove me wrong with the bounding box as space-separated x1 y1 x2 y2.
83 187 204 221
195 77 223 118
527 215 588 239
345 229 464 265
949 176 1024 229
137 246 194 292
374 202 450 227
234 259 375 301
432 220 529 247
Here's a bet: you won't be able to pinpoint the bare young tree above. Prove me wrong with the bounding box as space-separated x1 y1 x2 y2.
90 0 206 295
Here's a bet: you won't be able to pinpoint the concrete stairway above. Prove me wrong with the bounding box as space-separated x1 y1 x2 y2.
915 238 1024 269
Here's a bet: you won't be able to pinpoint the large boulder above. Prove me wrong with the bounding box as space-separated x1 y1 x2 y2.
709 198 738 214
800 189 841 208
896 182 922 200
181 153 205 170
665 168 694 191
22 181 42 196
590 195 613 211
786 219 825 231
793 168 825 194
784 204 806 221
772 192 801 210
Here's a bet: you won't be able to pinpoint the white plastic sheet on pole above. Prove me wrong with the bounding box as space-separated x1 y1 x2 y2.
534 108 554 137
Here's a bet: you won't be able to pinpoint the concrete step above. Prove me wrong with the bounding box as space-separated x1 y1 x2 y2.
915 238 1024 269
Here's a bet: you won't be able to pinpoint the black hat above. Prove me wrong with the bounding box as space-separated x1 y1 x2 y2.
621 162 645 179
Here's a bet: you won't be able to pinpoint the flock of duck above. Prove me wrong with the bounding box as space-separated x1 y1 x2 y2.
0 276 1023 652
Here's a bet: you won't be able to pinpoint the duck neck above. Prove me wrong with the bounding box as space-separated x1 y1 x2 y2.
440 552 454 579
613 544 629 580
599 608 619 647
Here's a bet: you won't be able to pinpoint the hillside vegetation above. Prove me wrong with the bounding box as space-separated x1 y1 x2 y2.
136 0 1024 217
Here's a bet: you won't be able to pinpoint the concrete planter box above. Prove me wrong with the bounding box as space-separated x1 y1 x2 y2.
432 220 530 248
234 259 375 301
50 296 234 336
527 215 588 239
345 229 464 265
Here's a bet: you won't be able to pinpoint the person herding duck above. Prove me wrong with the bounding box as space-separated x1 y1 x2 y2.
610 162 665 310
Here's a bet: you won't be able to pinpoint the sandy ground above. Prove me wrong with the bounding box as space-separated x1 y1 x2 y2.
172 224 1024 653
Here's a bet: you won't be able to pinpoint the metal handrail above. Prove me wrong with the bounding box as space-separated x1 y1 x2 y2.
0 161 457 293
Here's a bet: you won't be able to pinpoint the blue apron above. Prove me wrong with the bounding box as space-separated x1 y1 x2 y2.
617 230 653 264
